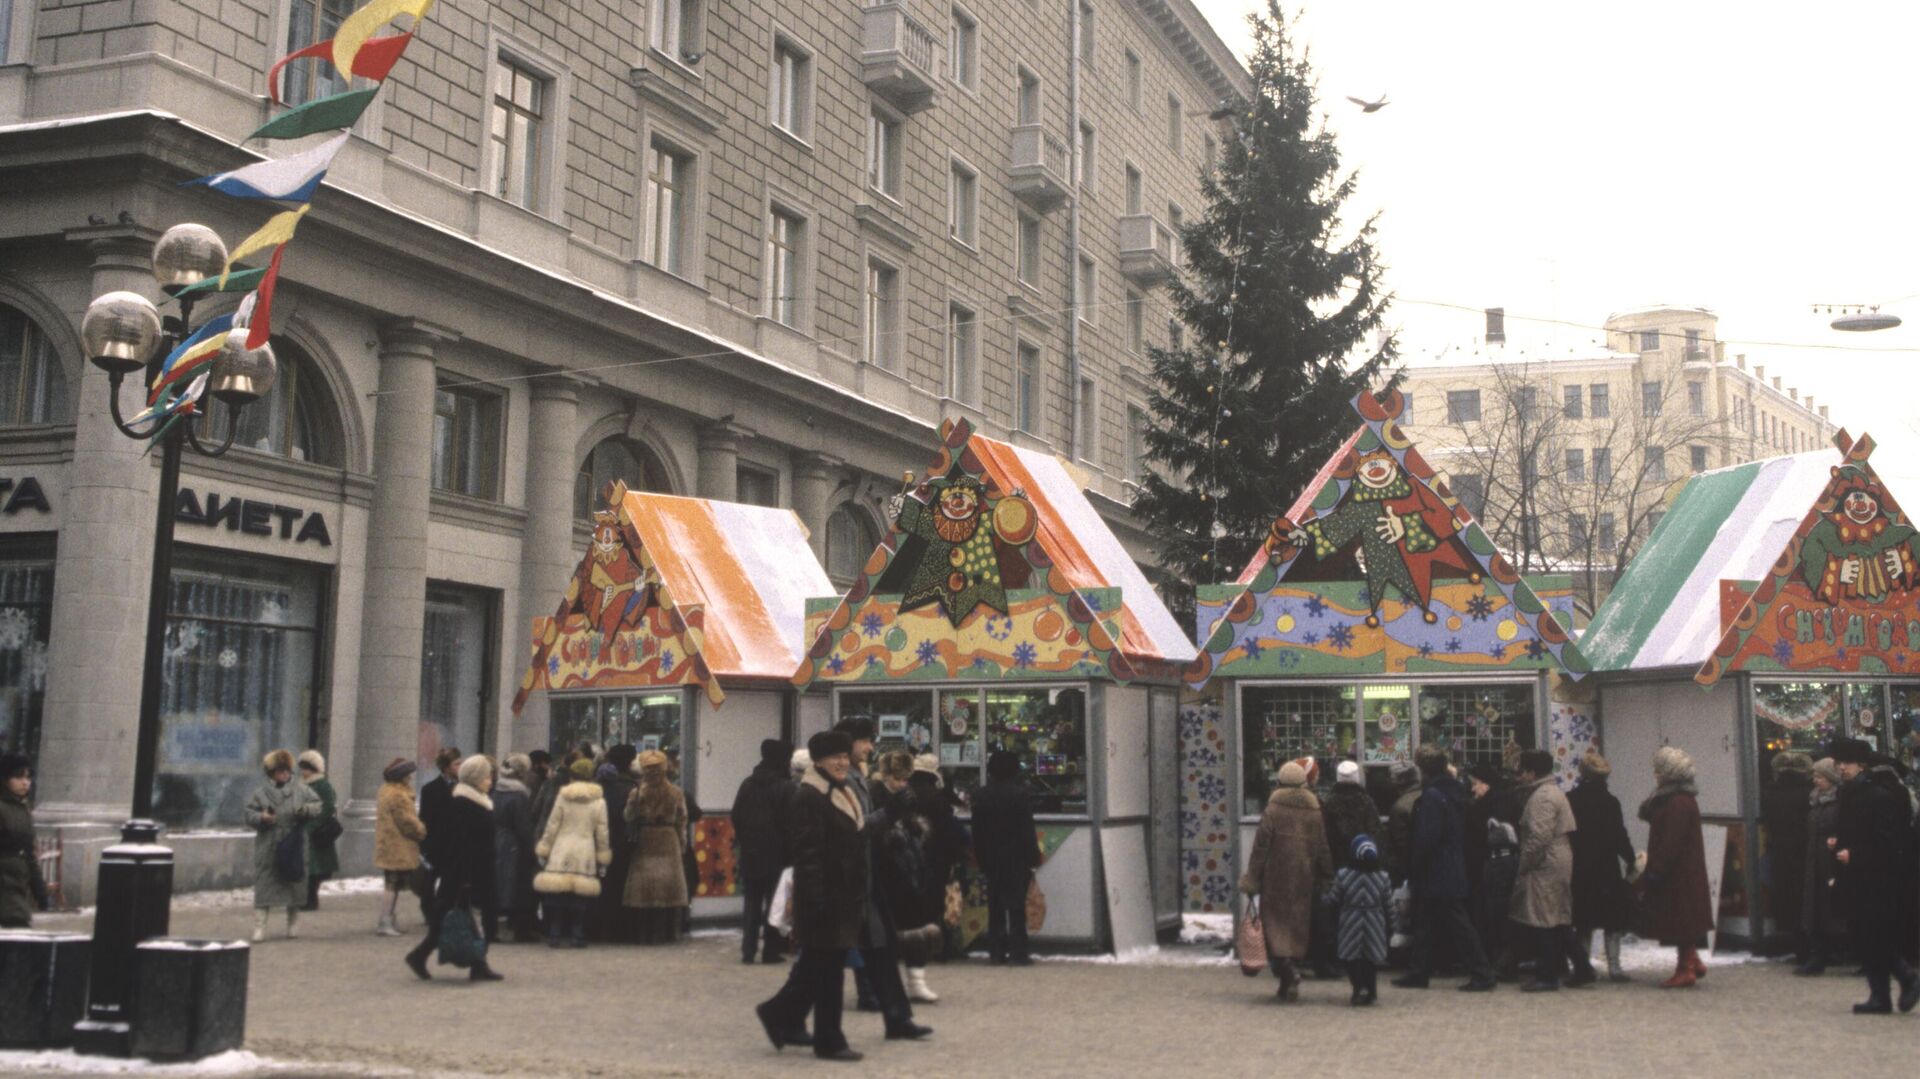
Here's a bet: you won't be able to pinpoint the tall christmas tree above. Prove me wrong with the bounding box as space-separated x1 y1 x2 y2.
1133 0 1394 619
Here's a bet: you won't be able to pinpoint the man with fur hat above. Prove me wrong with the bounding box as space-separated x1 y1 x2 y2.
1395 746 1497 991
245 748 321 942
373 756 426 936
1762 751 1815 966
296 750 339 912
1830 737 1920 1013
734 738 797 963
1567 749 1635 983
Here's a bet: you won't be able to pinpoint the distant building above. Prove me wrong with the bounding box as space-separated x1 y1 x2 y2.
1396 306 1840 612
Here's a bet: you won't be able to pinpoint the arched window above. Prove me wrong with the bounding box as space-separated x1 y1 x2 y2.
200 338 343 466
576 436 674 518
0 303 69 426
824 502 878 586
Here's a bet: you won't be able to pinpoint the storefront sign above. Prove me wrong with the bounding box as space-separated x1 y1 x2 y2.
175 488 332 546
0 476 52 515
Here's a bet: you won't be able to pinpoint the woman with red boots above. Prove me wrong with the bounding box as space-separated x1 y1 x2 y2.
1638 746 1713 988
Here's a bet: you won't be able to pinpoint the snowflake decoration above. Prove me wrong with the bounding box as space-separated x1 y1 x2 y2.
1327 623 1355 651
1417 642 1434 659
982 614 1014 641
1081 592 1104 612
1198 774 1228 802
0 608 29 651
1202 875 1233 905
1445 637 1462 653
866 655 883 669
1187 746 1220 768
217 648 239 669
548 655 562 677
861 612 885 639
825 655 845 675
1012 641 1037 668
1303 632 1320 646
659 648 675 669
1488 643 1506 659
1465 595 1496 622
1304 594 1328 618
1836 647 1848 663
916 639 941 667
1524 638 1548 660
1242 638 1265 660
1180 810 1199 840
1771 639 1795 665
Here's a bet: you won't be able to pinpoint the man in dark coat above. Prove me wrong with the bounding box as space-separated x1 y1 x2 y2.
417 746 461 917
836 718 929 1041
595 744 639 942
1567 750 1635 983
1761 752 1814 963
1393 746 1496 991
1384 761 1421 887
1466 764 1522 975
1314 760 1378 977
972 750 1041 965
734 738 795 964
405 755 502 983
755 731 867 1061
1 754 49 928
1831 738 1920 1014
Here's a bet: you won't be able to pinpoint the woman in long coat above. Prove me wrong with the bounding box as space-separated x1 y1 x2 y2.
245 749 320 942
1797 758 1844 975
535 757 611 947
373 757 425 936
1240 759 1332 1001
624 749 689 944
1761 752 1814 964
405 755 503 982
1639 746 1714 988
1566 750 1636 982
296 750 339 912
1510 749 1576 990
492 753 538 942
595 745 639 942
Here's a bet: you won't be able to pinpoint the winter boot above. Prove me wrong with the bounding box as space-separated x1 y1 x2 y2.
906 967 939 1003
251 908 269 943
376 912 400 937
285 908 300 939
1688 947 1707 979
1661 949 1696 989
1604 931 1628 982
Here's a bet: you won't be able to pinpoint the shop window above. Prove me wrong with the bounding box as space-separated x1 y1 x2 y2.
1361 683 1413 763
1240 684 1355 812
839 685 1088 814
432 378 503 499
1890 686 1920 798
153 548 325 829
549 691 686 761
419 583 495 779
0 537 55 761
0 302 69 427
200 339 340 465
824 503 878 587
1414 684 1535 770
575 436 674 519
282 0 353 106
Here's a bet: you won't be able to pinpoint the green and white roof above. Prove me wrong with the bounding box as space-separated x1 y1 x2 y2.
1580 448 1840 672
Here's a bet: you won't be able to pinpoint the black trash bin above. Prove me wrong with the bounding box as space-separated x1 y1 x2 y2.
0 930 91 1048
128 938 249 1061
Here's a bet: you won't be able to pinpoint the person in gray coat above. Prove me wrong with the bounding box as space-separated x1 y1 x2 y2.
246 748 321 942
493 753 538 943
1509 749 1577 992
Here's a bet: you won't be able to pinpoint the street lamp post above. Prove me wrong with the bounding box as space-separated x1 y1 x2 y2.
69 224 277 1056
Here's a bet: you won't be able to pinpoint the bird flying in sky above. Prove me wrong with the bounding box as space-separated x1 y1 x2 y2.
1346 95 1390 113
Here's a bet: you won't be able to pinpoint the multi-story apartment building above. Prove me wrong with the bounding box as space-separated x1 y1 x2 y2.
1398 306 1839 612
0 0 1244 886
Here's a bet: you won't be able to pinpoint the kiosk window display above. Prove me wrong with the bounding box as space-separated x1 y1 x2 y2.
842 684 1088 812
548 690 687 758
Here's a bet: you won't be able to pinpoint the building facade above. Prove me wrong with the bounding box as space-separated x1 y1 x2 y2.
0 0 1243 893
1397 306 1840 612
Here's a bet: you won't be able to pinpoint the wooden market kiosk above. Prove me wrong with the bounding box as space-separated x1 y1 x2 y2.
1580 432 1920 950
792 419 1197 953
1183 391 1592 899
513 481 834 919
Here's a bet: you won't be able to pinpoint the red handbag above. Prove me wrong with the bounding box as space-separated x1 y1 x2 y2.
1236 896 1267 976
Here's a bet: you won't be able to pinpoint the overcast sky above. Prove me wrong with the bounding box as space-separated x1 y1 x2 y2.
1186 0 1920 492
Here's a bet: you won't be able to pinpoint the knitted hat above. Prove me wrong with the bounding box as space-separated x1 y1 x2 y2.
570 758 595 781
1652 745 1696 783
1829 738 1874 766
1579 749 1611 779
456 755 494 789
382 757 417 783
262 748 295 775
1350 833 1380 866
808 730 853 761
1335 760 1362 786
1811 757 1840 786
1292 756 1321 787
297 749 325 775
636 749 670 773
1276 760 1308 788
1770 751 1813 776
790 748 813 778
761 738 794 768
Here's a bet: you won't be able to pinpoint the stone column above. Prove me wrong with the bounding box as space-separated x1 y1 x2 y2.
515 374 580 749
36 228 163 823
348 318 455 813
697 421 751 502
791 452 843 562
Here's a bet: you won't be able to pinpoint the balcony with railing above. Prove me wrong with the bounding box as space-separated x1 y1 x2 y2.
861 2 939 113
1008 124 1069 210
1117 213 1176 285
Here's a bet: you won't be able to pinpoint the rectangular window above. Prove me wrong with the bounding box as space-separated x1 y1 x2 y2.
1690 444 1708 472
1124 163 1143 215
1569 514 1589 554
1127 404 1148 482
1126 291 1144 353
284 0 354 107
737 465 780 507
1642 380 1662 416
767 208 805 327
864 258 899 370
1124 49 1141 109
1078 121 1096 193
1451 473 1486 517
1564 448 1584 482
949 6 978 89
1685 328 1701 353
420 580 497 789
949 302 978 403
1167 92 1183 152
432 379 503 499
1563 383 1583 419
0 540 53 762
488 55 547 211
1167 320 1183 352
1077 376 1098 461
771 39 812 138
1167 203 1184 266
1645 446 1666 482
949 159 978 245
1077 255 1096 325
1687 380 1704 416
1590 382 1610 418
867 106 901 197
1016 213 1041 287
1077 0 1094 63
1017 66 1041 125
650 0 700 61
1597 513 1617 551
549 692 685 763
643 139 691 275
1592 446 1611 484
1638 329 1661 352
1015 342 1041 434
1516 385 1537 420
1446 389 1481 423
1203 133 1216 168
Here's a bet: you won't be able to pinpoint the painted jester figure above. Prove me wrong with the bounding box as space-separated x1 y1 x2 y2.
1272 448 1480 626
1798 464 1920 604
882 470 1036 624
579 503 649 659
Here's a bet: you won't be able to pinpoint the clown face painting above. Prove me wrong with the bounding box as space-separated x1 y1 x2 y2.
879 467 1036 625
1798 464 1920 604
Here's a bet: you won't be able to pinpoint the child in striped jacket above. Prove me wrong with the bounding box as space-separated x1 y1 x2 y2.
1333 834 1393 1006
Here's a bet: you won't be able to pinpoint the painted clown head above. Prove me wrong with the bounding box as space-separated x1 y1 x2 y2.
1355 448 1401 490
1830 465 1890 527
590 508 623 562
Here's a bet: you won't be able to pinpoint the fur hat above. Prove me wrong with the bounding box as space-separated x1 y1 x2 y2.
0 753 31 780
835 716 878 742
569 758 595 781
1770 751 1813 776
636 749 670 774
1829 738 1874 766
502 753 533 781
296 749 325 775
605 744 637 773
1811 757 1841 786
1350 834 1380 867
1335 760 1362 786
1652 745 1696 784
1276 760 1309 788
1292 756 1321 787
456 754 494 789
1579 749 1611 779
382 757 417 783
808 730 853 761
761 738 794 768
911 753 942 781
262 748 295 775
790 748 813 778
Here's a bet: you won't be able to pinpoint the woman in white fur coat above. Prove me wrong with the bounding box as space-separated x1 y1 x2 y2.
535 757 611 948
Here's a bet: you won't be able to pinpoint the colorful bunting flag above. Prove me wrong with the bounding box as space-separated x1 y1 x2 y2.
173 265 266 300
183 131 349 203
242 247 288 350
149 314 234 403
334 0 435 78
248 88 379 141
268 32 415 104
219 205 309 288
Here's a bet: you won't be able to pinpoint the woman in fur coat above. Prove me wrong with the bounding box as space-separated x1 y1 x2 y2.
1240 759 1333 1001
296 750 339 912
534 757 611 947
405 755 503 982
373 757 426 936
1638 746 1714 989
245 749 320 942
624 749 689 943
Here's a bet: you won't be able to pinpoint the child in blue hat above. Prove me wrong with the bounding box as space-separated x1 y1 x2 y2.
1333 833 1393 1005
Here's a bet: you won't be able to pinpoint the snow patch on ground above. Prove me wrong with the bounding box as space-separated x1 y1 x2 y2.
0 1050 297 1075
51 877 389 922
1179 913 1234 946
1616 936 1766 973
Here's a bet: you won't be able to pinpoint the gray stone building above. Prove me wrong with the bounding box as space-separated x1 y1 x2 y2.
0 0 1243 894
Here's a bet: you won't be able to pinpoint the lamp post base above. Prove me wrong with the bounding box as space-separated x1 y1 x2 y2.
71 820 173 1058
